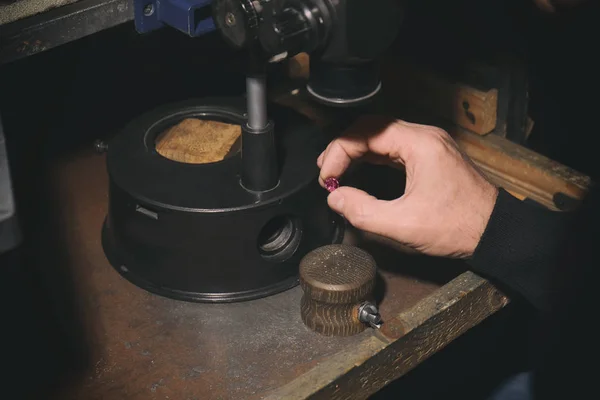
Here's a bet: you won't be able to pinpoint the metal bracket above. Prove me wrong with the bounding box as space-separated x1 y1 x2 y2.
134 0 216 36
0 115 21 253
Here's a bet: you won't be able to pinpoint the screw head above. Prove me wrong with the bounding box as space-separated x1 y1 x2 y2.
225 12 237 27
358 302 382 329
93 139 108 154
143 4 154 17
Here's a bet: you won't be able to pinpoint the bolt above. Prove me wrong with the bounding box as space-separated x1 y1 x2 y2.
364 313 382 329
358 302 383 329
143 4 154 17
225 12 236 27
93 139 108 154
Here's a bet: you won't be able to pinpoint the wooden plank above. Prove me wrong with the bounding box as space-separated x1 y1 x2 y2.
381 61 499 135
265 272 507 399
449 127 590 208
261 336 388 400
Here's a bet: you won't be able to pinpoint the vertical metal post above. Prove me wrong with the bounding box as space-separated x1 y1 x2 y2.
0 115 21 253
246 75 268 130
241 75 279 192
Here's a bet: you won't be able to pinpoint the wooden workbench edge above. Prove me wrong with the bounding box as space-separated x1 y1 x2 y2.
262 272 507 400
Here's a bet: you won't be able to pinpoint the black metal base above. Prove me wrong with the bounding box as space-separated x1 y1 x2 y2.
101 97 344 303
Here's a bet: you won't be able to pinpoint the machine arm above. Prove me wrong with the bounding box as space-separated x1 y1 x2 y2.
134 0 403 106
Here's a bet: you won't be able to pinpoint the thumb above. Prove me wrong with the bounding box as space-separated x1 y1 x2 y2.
328 187 391 234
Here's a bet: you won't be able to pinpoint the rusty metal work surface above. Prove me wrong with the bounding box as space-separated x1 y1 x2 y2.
0 0 78 25
0 0 132 65
42 149 470 399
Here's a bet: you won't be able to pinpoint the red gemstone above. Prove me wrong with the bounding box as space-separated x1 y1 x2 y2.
324 177 339 192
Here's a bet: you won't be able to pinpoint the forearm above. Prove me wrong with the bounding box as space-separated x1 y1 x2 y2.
467 189 572 311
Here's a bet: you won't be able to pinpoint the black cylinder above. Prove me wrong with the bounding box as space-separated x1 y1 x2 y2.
241 121 279 192
101 98 344 303
306 60 382 107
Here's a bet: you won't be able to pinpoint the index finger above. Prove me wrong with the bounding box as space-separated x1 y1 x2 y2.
318 116 415 184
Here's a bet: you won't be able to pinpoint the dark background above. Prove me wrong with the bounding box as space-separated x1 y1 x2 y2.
1 0 598 398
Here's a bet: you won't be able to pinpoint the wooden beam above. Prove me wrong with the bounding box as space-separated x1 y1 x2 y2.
449 127 590 209
263 272 507 400
381 61 499 135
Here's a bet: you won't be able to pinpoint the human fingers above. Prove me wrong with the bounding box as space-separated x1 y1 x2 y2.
318 115 396 174
318 138 365 186
318 116 421 184
327 186 401 236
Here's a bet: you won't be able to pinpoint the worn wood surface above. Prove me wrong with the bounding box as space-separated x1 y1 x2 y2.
265 272 508 400
381 61 499 135
155 118 241 164
448 128 590 209
318 273 508 399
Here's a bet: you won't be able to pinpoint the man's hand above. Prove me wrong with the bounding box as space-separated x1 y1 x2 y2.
317 116 498 259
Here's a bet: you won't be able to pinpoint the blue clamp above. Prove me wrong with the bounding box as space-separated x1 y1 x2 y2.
135 0 216 36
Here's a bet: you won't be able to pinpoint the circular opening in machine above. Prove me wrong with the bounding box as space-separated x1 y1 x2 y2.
152 112 243 165
257 215 303 262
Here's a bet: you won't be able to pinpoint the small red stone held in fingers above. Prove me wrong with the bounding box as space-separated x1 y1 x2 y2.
324 177 340 193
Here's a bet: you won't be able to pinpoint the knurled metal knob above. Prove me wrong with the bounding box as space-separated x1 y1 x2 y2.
299 244 381 336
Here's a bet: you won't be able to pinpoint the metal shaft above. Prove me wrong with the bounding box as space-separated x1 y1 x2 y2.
246 75 268 129
0 116 21 253
241 74 278 192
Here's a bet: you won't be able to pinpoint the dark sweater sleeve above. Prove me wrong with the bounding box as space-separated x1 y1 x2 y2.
467 188 572 311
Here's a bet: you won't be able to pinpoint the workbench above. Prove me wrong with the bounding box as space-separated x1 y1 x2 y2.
39 149 477 400
0 0 132 64
15 75 580 399
0 5 592 398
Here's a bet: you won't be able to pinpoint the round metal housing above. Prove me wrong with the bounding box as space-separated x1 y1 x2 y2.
101 97 343 302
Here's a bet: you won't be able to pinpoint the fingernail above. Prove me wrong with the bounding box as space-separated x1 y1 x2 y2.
328 190 344 211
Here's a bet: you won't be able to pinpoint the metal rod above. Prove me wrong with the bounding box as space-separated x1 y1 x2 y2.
246 75 268 129
0 116 21 252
